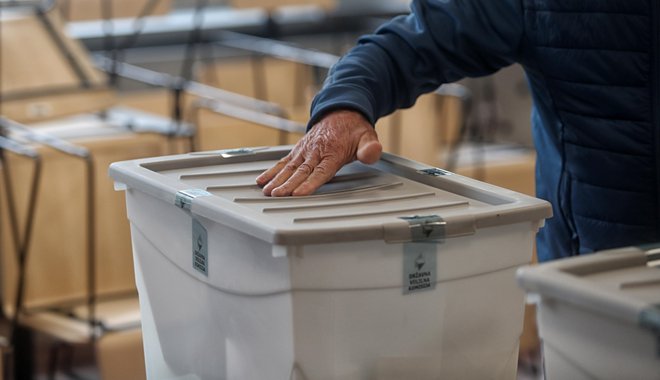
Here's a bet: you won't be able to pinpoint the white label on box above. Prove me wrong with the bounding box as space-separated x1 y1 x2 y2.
403 243 437 294
192 218 208 276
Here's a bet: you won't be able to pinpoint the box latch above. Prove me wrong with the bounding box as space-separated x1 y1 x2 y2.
219 147 271 158
418 168 452 177
175 189 212 210
220 147 255 158
641 244 660 267
400 215 446 242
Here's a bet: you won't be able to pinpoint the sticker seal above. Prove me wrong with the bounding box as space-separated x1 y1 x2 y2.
403 242 437 294
192 218 208 276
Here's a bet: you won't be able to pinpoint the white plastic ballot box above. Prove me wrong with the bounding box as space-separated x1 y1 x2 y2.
109 146 552 380
517 245 660 380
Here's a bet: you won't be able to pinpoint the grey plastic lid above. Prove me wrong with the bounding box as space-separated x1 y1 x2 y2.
109 146 551 246
517 245 660 333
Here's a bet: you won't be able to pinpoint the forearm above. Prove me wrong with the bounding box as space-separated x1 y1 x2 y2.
309 0 524 128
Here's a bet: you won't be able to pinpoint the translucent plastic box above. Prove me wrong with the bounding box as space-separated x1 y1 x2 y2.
110 146 551 380
517 245 660 380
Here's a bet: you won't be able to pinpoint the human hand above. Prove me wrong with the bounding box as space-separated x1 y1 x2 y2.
256 110 382 196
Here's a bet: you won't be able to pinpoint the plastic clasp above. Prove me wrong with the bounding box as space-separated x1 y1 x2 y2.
175 189 212 210
400 215 446 242
418 168 452 177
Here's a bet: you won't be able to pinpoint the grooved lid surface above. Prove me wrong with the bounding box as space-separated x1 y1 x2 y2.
110 147 552 245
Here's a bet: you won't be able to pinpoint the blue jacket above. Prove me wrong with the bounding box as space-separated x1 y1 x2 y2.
309 0 660 262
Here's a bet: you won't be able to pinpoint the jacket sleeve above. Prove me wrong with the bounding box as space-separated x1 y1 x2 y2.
308 0 524 128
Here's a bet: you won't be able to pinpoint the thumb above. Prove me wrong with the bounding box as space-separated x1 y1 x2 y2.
356 129 382 164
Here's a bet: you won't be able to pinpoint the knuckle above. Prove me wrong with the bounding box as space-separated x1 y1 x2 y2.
277 157 291 167
314 165 329 176
297 162 314 175
284 162 299 172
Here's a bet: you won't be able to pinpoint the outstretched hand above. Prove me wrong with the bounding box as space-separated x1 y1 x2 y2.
256 110 383 196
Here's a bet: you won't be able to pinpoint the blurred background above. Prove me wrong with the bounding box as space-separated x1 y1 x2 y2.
0 0 538 378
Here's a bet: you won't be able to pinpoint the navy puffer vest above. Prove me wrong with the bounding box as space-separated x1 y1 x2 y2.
309 0 660 261
522 0 659 260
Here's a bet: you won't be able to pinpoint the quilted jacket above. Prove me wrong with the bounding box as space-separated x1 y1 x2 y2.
309 0 660 261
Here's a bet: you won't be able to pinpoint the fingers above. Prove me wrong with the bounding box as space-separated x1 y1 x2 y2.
267 158 340 197
256 157 289 187
256 109 380 197
291 160 339 196
269 158 321 197
260 154 305 196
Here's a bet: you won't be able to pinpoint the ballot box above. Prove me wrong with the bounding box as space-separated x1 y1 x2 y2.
110 147 551 380
517 245 660 380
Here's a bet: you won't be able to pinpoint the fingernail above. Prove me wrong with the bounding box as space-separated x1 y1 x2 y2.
262 183 275 196
271 186 290 197
271 188 284 197
255 173 267 183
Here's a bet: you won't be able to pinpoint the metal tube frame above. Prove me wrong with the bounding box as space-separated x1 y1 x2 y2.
93 55 288 118
0 0 53 9
35 0 91 88
191 96 306 150
0 118 98 342
0 134 41 348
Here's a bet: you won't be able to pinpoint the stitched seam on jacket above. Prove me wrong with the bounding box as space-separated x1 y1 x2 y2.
535 46 648 54
568 174 655 196
563 140 653 158
545 76 647 89
558 108 651 123
525 9 648 17
514 0 527 62
573 213 653 228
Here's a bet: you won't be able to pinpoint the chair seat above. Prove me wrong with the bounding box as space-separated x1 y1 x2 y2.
20 296 141 344
72 296 141 332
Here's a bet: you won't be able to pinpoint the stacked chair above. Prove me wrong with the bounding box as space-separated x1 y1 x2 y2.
1 2 312 377
0 3 189 379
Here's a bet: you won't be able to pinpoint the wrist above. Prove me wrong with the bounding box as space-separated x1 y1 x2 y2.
309 109 372 132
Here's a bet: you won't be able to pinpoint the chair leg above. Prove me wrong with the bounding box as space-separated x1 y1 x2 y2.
13 326 35 380
48 342 62 380
2 344 14 380
62 344 75 377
